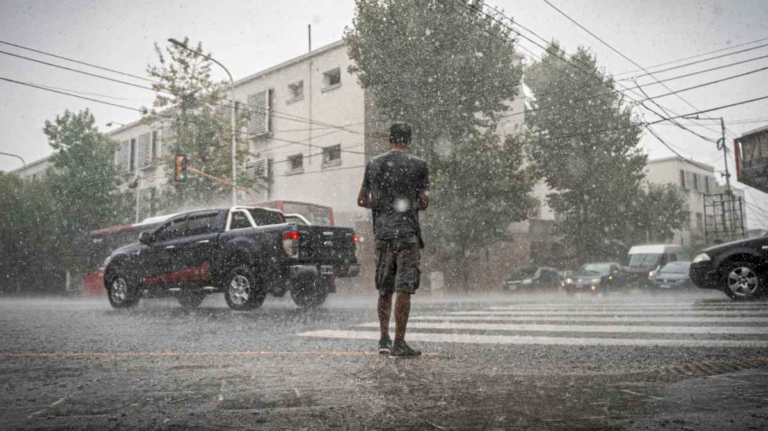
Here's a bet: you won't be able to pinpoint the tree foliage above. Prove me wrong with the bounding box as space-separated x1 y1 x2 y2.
525 43 648 262
142 38 261 210
345 0 536 289
0 110 132 293
638 183 689 244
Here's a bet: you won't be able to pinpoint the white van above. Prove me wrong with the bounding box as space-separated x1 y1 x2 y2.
624 244 683 286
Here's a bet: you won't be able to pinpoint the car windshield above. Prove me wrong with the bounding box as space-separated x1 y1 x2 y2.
627 253 661 268
511 267 539 278
660 261 691 274
580 264 611 276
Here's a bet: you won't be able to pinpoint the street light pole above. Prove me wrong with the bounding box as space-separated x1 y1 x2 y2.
168 38 237 206
0 151 26 169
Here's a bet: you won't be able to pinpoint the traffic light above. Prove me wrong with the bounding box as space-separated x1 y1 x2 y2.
174 154 188 183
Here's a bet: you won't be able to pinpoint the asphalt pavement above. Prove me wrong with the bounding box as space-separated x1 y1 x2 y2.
2 289 768 430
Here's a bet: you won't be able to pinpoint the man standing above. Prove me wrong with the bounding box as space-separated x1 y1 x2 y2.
358 122 429 358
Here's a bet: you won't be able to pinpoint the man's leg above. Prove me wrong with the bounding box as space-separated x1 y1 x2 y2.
393 292 411 344
378 293 393 341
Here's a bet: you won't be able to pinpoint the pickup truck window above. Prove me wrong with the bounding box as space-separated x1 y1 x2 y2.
155 218 187 242
185 214 218 236
248 209 284 226
230 211 254 230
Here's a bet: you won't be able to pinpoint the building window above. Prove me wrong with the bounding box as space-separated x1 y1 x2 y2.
247 89 272 137
152 131 159 160
323 68 341 91
322 145 342 167
693 172 699 192
696 212 703 229
287 80 304 102
287 154 303 174
679 170 686 189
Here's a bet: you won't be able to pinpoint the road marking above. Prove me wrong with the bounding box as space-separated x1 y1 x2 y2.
450 310 768 316
413 315 768 323
0 350 439 359
359 321 768 334
298 329 768 348
620 389 665 401
489 303 768 310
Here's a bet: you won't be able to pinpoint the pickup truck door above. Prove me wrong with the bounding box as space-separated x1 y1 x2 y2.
145 217 188 284
175 212 220 283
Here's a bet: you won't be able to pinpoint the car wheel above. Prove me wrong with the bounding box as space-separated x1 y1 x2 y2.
177 290 205 309
291 278 329 309
105 271 139 309
722 261 765 301
224 266 266 311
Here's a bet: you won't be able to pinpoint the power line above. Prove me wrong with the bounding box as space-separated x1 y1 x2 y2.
626 53 768 87
0 39 159 84
274 163 366 178
539 0 730 134
647 95 768 126
621 41 768 80
0 76 144 112
615 36 768 77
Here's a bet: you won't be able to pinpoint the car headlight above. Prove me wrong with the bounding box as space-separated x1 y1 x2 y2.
565 278 573 284
522 279 532 285
648 271 656 279
591 278 600 284
692 253 711 264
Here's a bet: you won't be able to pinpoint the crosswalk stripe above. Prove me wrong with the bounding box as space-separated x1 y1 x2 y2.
488 303 768 309
358 321 768 334
412 315 768 323
298 329 768 348
450 310 768 316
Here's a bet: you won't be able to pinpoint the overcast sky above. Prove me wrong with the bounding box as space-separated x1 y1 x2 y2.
1 0 767 227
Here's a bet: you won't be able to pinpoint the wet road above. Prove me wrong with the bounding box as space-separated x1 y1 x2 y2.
2 290 768 430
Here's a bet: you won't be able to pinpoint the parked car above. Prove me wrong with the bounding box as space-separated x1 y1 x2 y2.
689 234 768 301
563 262 625 295
503 267 562 292
103 206 360 310
650 261 694 291
623 244 683 288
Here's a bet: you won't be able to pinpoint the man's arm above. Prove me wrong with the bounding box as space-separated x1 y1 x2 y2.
419 162 430 211
358 162 372 208
358 187 371 208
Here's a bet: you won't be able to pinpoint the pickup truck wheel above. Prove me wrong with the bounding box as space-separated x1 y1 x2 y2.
224 266 266 311
290 278 329 309
722 261 765 301
177 290 205 309
105 272 139 309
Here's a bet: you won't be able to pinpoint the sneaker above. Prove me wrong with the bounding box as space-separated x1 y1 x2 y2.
389 341 421 358
378 338 393 355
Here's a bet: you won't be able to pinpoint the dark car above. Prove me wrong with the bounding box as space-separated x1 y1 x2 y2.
650 261 693 291
563 262 625 295
103 206 359 310
503 267 562 292
689 234 768 301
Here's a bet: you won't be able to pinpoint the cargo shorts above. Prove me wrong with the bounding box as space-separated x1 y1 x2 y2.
375 235 421 296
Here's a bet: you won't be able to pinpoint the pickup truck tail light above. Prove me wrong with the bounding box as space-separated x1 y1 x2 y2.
282 230 300 258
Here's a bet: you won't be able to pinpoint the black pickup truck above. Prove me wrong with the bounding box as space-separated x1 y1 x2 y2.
103 206 359 310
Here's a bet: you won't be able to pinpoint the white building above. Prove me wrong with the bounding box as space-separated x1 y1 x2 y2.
645 157 747 249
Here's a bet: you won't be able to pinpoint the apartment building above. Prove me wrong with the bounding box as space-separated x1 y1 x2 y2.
645 157 746 248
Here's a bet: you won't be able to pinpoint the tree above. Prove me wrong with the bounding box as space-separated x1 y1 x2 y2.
43 109 135 277
525 43 647 262
142 38 262 211
345 0 536 290
636 183 689 244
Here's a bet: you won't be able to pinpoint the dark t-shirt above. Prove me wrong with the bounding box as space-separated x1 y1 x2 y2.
361 150 430 247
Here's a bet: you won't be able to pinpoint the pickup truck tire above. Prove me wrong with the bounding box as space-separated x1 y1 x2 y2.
177 290 205 309
721 261 765 301
224 266 266 311
290 278 330 309
105 270 140 309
